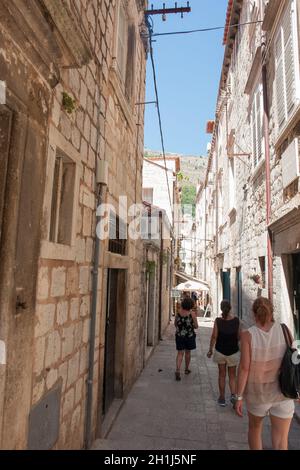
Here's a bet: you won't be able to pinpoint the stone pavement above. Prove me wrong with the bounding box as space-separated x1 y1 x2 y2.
93 320 300 450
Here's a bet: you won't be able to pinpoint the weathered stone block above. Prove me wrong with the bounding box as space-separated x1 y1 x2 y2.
32 379 45 405
79 266 90 294
74 320 83 350
56 301 69 326
33 336 46 375
79 346 88 375
45 330 61 368
75 377 83 405
82 318 90 344
58 362 68 393
37 267 49 300
62 388 75 418
35 304 56 338
80 295 90 318
46 368 58 390
51 267 66 297
79 81 87 108
70 297 80 321
67 351 80 387
62 325 75 359
66 267 79 296
83 208 92 237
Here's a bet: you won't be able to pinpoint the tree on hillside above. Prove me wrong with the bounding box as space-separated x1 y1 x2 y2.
181 185 196 217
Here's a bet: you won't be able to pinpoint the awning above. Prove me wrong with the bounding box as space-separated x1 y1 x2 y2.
175 271 209 287
174 280 209 292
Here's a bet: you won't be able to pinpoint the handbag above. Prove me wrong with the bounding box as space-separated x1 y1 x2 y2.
279 323 300 399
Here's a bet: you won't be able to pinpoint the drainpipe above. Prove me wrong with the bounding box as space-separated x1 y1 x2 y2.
84 63 106 448
262 52 273 301
158 211 163 340
84 183 103 450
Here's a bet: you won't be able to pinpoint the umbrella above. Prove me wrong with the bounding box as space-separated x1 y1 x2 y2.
174 280 209 292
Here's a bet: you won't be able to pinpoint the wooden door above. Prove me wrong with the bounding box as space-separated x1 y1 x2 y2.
103 269 118 415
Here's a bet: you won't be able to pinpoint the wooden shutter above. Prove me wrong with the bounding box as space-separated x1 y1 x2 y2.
251 85 263 167
275 0 298 131
117 5 127 82
0 107 12 246
275 28 286 130
283 0 296 116
251 99 258 167
256 86 263 164
125 24 136 100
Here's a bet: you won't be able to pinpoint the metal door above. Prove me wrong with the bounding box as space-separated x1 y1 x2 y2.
292 253 300 340
222 270 231 302
103 269 118 415
236 268 242 318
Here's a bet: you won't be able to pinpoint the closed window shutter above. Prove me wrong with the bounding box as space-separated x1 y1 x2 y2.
256 87 263 164
275 0 298 131
125 24 136 100
251 85 263 168
251 100 258 167
117 5 127 82
283 2 296 115
275 30 286 129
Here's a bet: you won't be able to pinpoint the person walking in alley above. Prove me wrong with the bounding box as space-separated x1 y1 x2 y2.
235 297 295 450
207 300 240 406
174 297 198 381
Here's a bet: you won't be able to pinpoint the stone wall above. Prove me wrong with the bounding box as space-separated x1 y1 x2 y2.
197 0 300 332
0 0 148 449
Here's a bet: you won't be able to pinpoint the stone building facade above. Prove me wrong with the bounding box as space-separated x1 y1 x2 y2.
0 0 148 449
196 0 300 336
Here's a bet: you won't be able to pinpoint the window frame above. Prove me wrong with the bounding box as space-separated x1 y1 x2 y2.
41 124 81 261
116 1 128 84
274 0 300 135
250 81 264 169
113 0 137 103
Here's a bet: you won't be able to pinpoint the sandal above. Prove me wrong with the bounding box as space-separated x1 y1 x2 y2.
185 369 191 374
175 371 181 381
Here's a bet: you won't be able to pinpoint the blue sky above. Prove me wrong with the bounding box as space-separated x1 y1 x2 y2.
144 0 228 156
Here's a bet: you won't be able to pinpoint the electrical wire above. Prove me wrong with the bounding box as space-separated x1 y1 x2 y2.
146 16 173 214
144 20 263 38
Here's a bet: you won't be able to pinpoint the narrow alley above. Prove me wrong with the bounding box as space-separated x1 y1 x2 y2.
94 320 300 451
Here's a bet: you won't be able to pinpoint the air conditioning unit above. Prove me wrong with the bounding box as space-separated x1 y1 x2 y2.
281 138 300 189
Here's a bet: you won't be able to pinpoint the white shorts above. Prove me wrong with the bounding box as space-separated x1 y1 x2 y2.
246 399 295 419
213 349 240 367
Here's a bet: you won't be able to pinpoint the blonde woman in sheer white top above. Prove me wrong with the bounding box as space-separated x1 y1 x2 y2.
235 297 296 450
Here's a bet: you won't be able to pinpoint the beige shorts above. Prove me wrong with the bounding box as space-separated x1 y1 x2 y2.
213 349 240 367
246 399 295 419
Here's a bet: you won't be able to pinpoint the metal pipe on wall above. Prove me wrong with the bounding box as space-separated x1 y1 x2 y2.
262 57 273 301
158 211 163 340
84 184 103 449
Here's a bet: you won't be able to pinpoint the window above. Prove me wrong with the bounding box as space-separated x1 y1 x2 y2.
251 83 264 167
116 2 136 100
274 0 299 132
116 3 128 83
142 188 153 205
228 157 235 212
259 256 266 288
49 151 75 245
109 212 127 255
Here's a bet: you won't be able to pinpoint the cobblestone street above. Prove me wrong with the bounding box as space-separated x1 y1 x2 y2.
94 320 300 451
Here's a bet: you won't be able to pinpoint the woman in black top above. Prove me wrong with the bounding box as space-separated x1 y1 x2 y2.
174 297 198 381
207 300 241 406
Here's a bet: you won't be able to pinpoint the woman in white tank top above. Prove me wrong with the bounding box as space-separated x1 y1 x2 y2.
235 297 296 450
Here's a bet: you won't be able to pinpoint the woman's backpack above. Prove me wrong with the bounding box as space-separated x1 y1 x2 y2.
279 323 300 399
